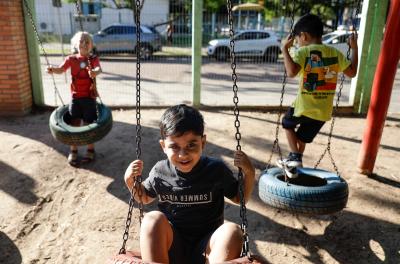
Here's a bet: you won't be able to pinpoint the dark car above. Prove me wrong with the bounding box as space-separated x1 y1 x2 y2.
89 24 162 59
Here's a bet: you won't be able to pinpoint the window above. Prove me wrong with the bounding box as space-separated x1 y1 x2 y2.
104 26 118 35
248 32 258 40
88 3 95 14
258 32 270 39
236 32 254 40
140 26 153 34
338 35 348 43
123 26 135 34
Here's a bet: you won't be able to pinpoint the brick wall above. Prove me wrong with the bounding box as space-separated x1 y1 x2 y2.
0 1 32 116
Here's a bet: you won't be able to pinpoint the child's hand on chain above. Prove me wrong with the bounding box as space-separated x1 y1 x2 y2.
124 160 144 190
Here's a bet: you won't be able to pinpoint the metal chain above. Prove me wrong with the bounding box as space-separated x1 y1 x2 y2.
265 0 295 184
75 0 84 32
119 0 144 255
227 0 249 258
314 0 362 177
134 0 144 224
119 185 136 254
22 0 65 106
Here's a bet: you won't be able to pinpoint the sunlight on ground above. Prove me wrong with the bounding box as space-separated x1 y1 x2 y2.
369 239 385 261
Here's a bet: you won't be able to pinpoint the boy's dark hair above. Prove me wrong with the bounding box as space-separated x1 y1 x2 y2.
159 104 204 139
293 14 323 38
310 50 322 57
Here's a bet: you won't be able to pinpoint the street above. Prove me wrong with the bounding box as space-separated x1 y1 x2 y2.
40 55 399 113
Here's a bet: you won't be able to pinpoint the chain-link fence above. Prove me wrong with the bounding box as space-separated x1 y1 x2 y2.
37 0 352 108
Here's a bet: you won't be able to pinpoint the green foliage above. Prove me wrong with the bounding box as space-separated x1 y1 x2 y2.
204 0 225 13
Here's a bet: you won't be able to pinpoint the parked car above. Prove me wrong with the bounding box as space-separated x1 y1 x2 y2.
72 24 162 59
322 30 354 57
207 29 281 62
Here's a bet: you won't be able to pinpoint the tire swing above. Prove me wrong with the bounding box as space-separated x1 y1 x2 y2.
23 0 112 147
258 0 361 215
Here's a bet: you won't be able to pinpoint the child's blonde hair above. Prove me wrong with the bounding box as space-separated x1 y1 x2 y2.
71 31 93 53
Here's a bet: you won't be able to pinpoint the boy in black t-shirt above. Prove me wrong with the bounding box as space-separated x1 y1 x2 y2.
124 104 255 264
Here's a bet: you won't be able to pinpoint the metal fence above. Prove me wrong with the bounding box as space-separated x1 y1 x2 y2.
37 0 352 108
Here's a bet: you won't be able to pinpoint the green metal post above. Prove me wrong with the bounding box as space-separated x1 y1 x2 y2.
23 0 45 106
350 0 389 114
192 0 202 107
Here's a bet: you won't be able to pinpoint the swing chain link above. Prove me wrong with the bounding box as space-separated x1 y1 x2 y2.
119 185 136 254
75 0 84 32
119 0 144 254
227 0 249 258
314 0 362 178
22 0 65 106
265 0 295 184
134 0 144 224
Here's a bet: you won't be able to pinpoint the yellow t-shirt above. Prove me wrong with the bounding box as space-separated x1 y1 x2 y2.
292 44 351 121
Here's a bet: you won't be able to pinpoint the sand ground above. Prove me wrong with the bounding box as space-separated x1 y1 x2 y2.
0 109 399 264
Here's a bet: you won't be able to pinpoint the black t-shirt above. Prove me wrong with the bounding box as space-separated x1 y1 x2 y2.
143 156 238 241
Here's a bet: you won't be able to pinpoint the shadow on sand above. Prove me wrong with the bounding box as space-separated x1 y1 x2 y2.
0 110 399 263
0 232 22 264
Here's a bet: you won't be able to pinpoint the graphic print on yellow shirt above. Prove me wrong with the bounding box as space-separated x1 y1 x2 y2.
293 44 351 121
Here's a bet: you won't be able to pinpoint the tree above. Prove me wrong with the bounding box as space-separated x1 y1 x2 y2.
204 0 226 13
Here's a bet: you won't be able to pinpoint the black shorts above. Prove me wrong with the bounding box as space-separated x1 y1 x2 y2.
69 97 97 123
282 107 325 143
169 227 213 264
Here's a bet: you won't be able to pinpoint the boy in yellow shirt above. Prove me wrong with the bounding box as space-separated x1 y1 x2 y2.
279 14 358 178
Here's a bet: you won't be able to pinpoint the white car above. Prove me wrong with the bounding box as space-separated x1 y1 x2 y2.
207 29 281 62
322 30 354 57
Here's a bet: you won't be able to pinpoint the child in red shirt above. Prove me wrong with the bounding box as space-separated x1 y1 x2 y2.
47 31 102 166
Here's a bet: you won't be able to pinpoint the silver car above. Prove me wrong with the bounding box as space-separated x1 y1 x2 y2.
91 24 162 59
207 29 281 62
322 30 354 57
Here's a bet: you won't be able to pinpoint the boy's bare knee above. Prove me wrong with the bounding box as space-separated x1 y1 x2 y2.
140 211 172 262
141 211 170 236
208 223 242 262
141 211 168 230
211 222 242 246
222 222 241 232
223 222 242 240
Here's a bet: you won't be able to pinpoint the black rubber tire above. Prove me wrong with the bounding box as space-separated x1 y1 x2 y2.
258 167 349 215
49 103 113 146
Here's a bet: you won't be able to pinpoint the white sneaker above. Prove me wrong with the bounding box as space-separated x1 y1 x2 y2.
276 158 303 178
284 165 300 178
276 158 289 168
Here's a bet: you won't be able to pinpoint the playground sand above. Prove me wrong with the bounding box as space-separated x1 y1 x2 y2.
1 109 399 263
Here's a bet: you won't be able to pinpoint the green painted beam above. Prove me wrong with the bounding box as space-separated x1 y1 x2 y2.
23 0 45 106
350 0 389 114
192 0 202 107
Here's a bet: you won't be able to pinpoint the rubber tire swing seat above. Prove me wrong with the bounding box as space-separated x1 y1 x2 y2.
258 167 349 215
108 251 266 264
49 102 113 146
